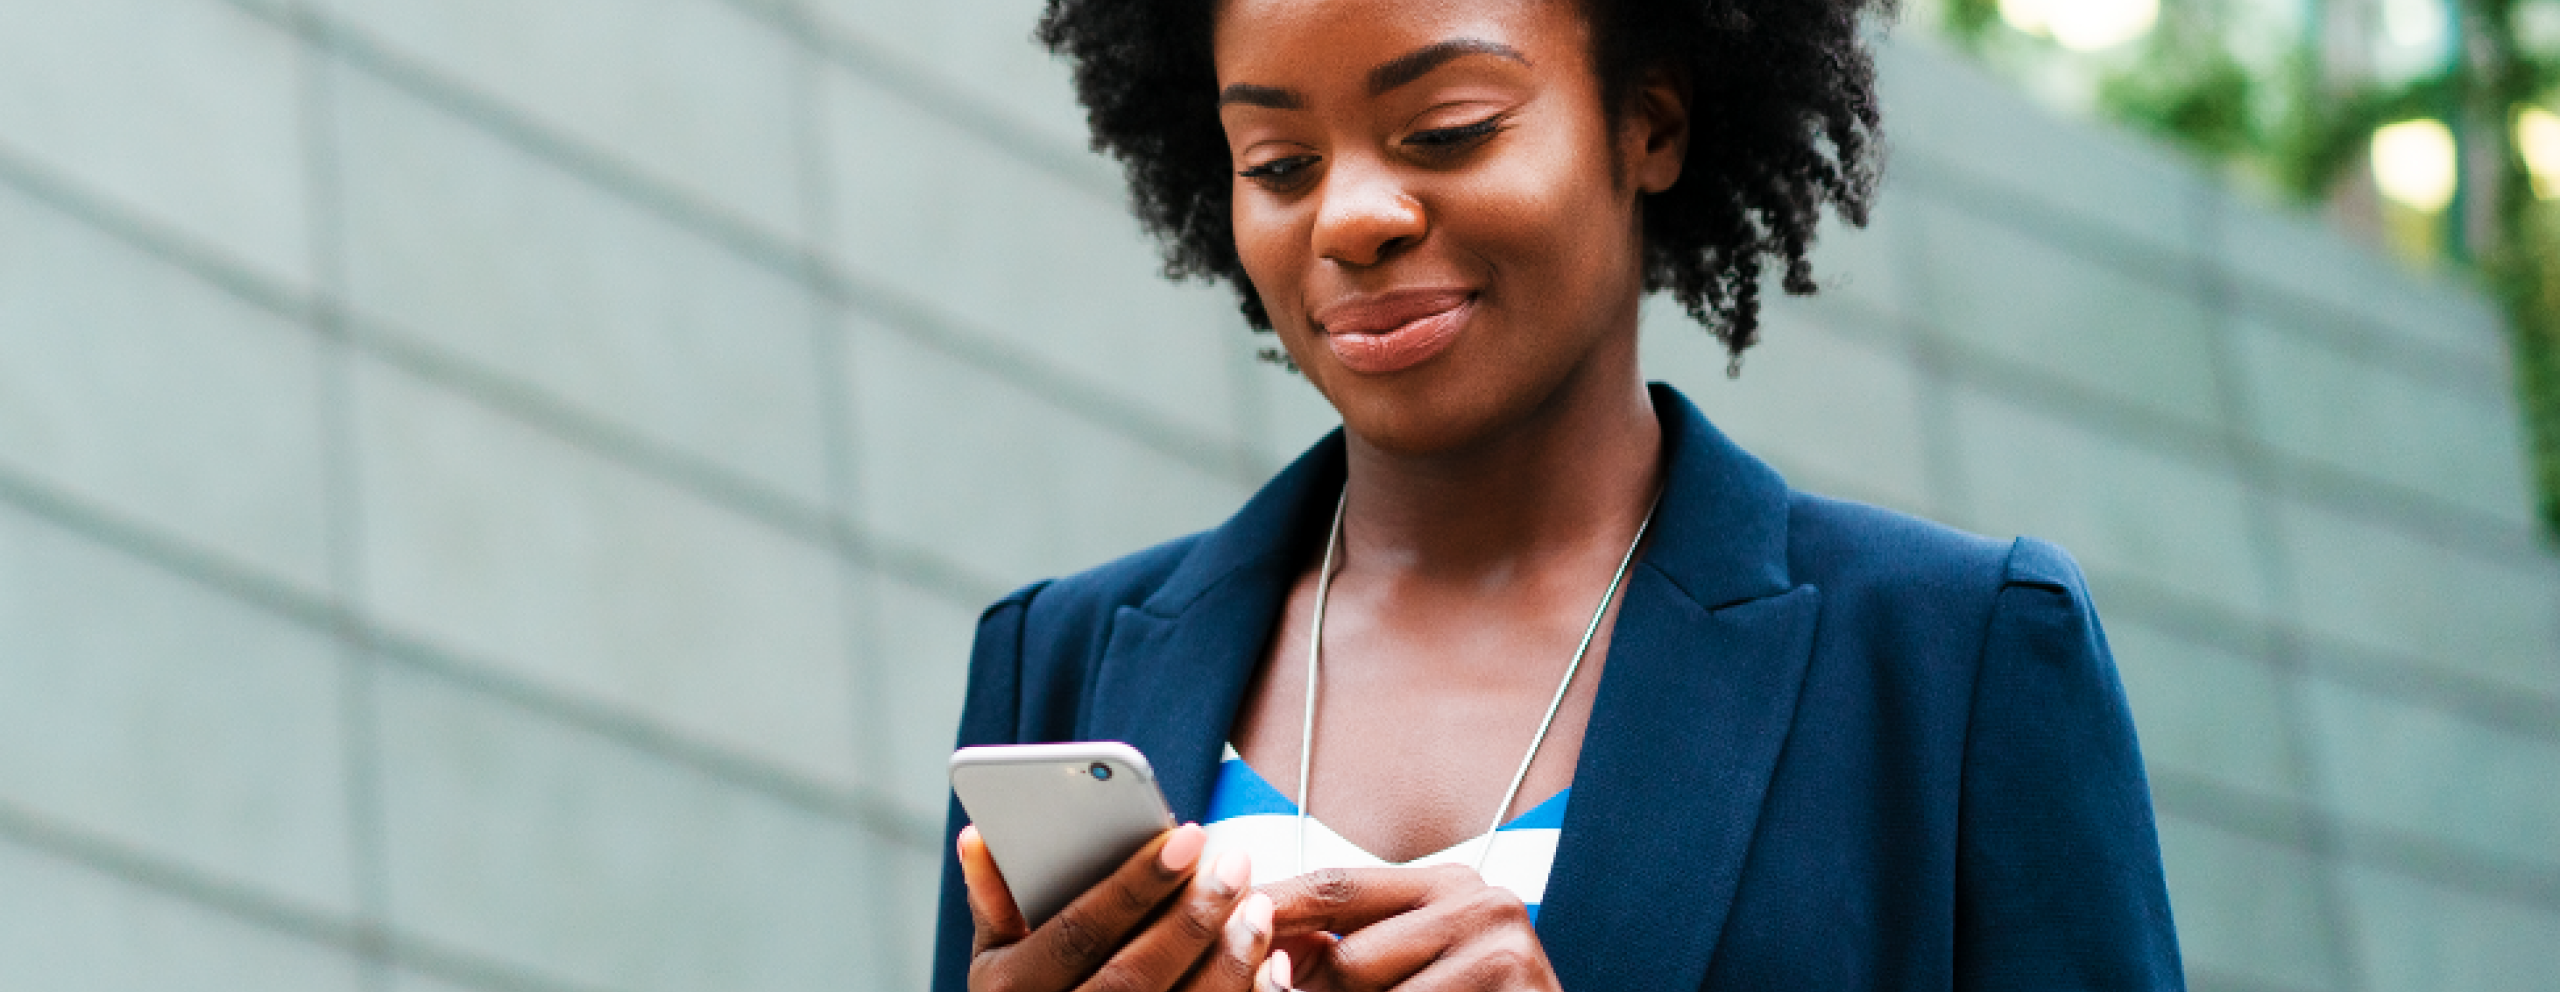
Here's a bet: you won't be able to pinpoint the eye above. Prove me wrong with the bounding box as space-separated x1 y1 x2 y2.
1239 154 1320 188
1403 116 1503 152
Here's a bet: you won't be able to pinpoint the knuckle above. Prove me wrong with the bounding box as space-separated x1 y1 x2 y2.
1048 910 1107 969
1175 899 1222 943
1083 962 1146 992
968 958 1023 992
1306 868 1360 906
1113 878 1158 916
1481 940 1536 974
1467 886 1527 921
970 905 1010 949
1432 863 1489 893
1213 946 1258 984
1326 936 1373 978
1461 946 1532 992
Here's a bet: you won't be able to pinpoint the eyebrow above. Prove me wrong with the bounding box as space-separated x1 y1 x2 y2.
1216 37 1530 110
1368 38 1528 95
1218 82 1302 110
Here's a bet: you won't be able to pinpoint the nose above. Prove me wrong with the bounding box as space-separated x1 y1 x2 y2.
1311 156 1425 268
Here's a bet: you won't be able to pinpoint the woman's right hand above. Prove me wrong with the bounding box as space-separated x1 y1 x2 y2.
959 823 1289 992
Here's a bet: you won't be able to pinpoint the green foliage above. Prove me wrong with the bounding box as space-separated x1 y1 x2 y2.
2099 46 2259 158
1937 0 2560 539
2271 73 2471 203
1940 0 2003 45
2495 237 2560 542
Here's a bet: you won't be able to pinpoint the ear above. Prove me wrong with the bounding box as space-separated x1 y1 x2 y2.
1619 67 1689 195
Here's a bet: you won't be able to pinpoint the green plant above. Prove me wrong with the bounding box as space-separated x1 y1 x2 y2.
2100 44 2259 159
1939 0 2560 540
2496 217 2560 538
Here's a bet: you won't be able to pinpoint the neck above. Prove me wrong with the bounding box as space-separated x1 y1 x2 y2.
1336 343 1662 578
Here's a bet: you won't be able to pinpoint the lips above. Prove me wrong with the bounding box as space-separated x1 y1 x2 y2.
1312 289 1475 375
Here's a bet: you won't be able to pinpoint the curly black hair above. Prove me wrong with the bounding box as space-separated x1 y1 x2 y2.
1035 0 1891 369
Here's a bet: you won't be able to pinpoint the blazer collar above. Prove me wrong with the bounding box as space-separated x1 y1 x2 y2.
1629 381 1795 608
1536 384 1819 988
1085 385 1818 987
1084 431 1343 820
1127 382 1792 617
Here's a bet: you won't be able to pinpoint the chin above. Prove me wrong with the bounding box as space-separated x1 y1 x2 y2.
1323 367 1542 459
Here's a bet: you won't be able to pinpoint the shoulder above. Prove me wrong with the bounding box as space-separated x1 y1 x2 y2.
1781 492 2099 649
955 531 1217 747
1785 491 2062 600
976 530 1208 651
1785 493 2008 584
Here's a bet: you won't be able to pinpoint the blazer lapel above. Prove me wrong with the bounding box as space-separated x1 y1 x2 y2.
1537 385 1821 990
1537 578 1820 989
1081 433 1345 823
1083 585 1281 822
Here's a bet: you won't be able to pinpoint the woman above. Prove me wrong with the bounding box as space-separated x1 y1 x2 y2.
937 0 2183 989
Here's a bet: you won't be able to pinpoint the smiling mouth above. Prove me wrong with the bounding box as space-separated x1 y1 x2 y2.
1315 290 1475 374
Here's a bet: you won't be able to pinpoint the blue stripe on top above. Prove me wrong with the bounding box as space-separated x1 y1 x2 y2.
1204 755 1298 821
1206 752 1571 829
1201 746 1568 922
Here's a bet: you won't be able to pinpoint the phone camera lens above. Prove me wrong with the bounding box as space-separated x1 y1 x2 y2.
1088 762 1113 782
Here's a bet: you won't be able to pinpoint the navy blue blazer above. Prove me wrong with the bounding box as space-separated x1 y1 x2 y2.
934 384 2183 991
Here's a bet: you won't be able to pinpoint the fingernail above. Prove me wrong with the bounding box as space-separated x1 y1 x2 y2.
1159 823 1205 874
955 825 977 856
1264 948 1292 991
1212 850 1251 894
1243 891 1273 933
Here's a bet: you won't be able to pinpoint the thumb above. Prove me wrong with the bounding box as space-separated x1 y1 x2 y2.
957 826 1028 951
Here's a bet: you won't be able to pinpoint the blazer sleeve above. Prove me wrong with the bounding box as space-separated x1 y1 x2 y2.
1954 538 2185 991
931 585 1041 992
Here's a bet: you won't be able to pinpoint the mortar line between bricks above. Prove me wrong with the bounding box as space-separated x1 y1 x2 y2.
0 463 945 851
0 798 630 992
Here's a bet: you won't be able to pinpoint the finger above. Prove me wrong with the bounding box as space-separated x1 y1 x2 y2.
1372 925 1555 992
959 826 1028 952
1260 949 1294 992
1313 884 1534 992
1175 870 1273 992
1088 850 1252 992
1010 823 1206 980
1259 864 1478 936
1265 934 1333 987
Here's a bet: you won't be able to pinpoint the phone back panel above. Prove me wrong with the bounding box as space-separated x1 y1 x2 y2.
950 742 1176 927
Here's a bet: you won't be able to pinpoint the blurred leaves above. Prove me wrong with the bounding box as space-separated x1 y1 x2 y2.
1941 0 2005 45
2497 206 2560 539
1936 0 2560 540
2098 44 2259 159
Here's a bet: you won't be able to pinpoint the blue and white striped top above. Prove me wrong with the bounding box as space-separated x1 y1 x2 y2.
1197 744 1568 921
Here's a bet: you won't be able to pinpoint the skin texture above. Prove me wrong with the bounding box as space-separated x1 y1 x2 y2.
958 1 1688 988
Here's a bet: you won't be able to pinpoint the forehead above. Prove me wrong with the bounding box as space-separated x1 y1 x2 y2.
1211 0 1592 81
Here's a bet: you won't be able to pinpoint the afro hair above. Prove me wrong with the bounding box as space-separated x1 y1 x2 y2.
1036 0 1893 370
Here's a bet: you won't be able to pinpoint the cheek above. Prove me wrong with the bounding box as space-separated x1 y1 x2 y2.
1230 194 1313 326
1458 135 1634 294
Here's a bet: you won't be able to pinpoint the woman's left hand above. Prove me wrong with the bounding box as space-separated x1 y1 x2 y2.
1257 865 1563 992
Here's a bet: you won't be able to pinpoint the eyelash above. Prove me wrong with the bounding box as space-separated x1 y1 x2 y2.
1236 116 1506 186
1239 156 1317 182
1406 116 1503 149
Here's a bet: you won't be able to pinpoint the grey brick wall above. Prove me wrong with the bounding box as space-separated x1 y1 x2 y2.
0 2 2549 991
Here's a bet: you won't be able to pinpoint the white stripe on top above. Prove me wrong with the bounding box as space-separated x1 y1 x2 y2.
1196 744 1567 920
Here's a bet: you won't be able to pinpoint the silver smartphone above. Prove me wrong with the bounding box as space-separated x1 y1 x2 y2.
949 741 1178 927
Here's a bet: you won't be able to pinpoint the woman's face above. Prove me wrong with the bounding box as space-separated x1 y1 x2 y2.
1214 0 1684 455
